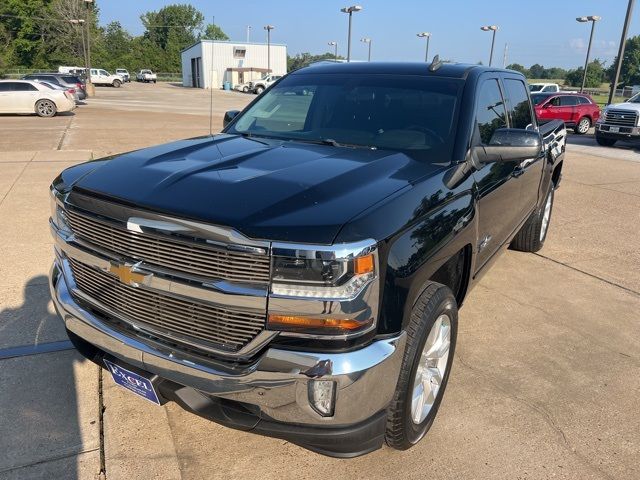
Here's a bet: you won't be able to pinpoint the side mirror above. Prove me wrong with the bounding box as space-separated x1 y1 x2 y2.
476 129 542 163
223 110 240 128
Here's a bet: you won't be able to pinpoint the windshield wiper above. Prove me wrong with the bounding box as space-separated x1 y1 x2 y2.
236 132 276 145
291 138 377 150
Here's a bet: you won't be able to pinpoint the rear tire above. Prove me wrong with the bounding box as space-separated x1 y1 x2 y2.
595 135 617 147
255 85 264 94
242 86 249 93
112 79 121 88
510 184 554 252
385 283 458 450
574 117 591 134
35 99 57 117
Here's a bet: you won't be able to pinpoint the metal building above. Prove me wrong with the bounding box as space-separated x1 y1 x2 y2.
181 40 287 89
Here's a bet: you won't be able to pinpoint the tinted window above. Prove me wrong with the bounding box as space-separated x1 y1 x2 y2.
504 79 534 129
559 96 578 106
62 75 79 83
529 84 543 92
578 96 592 105
230 73 462 159
531 93 552 105
475 79 507 145
0 83 11 92
13 83 37 91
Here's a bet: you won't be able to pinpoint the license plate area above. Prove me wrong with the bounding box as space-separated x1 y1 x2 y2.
103 359 161 405
609 126 620 133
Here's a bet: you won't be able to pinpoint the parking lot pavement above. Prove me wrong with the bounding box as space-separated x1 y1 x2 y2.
0 85 638 479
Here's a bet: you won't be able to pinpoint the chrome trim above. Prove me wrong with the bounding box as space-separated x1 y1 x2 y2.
271 238 377 259
51 262 406 425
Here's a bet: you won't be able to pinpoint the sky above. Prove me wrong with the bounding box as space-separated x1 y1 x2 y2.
98 0 640 69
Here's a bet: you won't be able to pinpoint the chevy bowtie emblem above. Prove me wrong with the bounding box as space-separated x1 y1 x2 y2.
109 262 150 286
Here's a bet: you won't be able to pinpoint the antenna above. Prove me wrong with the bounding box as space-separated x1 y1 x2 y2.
428 54 442 72
209 15 215 136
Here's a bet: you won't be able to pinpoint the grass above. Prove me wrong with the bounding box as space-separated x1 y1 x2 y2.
591 94 626 107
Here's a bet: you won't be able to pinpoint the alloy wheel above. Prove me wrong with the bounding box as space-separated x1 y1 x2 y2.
540 189 553 241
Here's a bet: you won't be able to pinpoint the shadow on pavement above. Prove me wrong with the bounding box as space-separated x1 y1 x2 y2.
0 275 94 480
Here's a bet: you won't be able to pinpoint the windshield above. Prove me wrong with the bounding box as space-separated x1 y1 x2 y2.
625 92 640 103
531 93 553 105
529 84 544 92
228 73 463 159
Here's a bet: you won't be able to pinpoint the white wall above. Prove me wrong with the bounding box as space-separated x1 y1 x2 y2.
182 41 287 89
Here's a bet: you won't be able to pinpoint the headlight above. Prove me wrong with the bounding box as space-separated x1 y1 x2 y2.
268 240 378 337
50 187 72 235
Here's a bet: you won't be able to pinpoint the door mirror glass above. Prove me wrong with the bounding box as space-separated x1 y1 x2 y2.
223 110 240 128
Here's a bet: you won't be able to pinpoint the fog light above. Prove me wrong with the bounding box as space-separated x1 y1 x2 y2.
308 380 336 417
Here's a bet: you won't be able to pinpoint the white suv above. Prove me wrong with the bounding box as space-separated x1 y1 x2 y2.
251 74 283 94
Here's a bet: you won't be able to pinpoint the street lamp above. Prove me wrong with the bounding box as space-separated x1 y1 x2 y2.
360 37 372 61
609 0 635 104
246 25 251 43
416 32 431 62
69 19 87 70
264 25 275 73
576 16 601 93
83 0 94 96
480 25 499 66
340 5 363 62
328 41 338 62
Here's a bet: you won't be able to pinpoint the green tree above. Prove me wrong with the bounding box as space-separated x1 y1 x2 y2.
287 52 345 71
607 35 640 87
565 59 606 88
202 24 229 40
529 63 545 78
506 63 528 76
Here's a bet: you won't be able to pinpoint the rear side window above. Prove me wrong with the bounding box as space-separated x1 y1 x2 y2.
503 79 534 129
62 75 79 83
577 96 592 105
559 96 578 106
475 79 507 145
13 83 37 91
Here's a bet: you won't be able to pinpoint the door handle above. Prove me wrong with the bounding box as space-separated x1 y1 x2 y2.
512 167 525 178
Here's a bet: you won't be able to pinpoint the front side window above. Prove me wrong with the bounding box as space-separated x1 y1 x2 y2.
99 70 109 76
504 79 534 129
559 96 578 106
529 84 543 92
475 79 507 145
229 73 462 159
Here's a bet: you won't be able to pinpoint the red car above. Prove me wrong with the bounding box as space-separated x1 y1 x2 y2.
532 92 600 134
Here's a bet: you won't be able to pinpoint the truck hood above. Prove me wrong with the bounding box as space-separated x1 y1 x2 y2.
61 134 444 244
606 102 640 113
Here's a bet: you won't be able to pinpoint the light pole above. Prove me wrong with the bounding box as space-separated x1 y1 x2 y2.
360 37 371 61
609 0 635 104
264 25 274 73
69 19 86 69
480 25 499 66
416 32 431 62
340 5 362 62
83 0 94 96
576 16 601 93
328 41 338 61
246 25 251 43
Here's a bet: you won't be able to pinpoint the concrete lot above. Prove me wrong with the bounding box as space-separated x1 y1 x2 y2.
0 82 638 480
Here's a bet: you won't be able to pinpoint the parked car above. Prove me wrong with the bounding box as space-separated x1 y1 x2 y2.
529 82 560 93
533 92 600 134
22 73 86 100
89 69 123 88
250 74 283 94
115 69 130 83
234 81 252 93
136 70 157 83
49 62 565 457
0 80 75 117
594 93 640 146
34 80 80 103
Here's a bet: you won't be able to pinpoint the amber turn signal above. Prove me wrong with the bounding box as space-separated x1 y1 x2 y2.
268 314 372 332
354 254 374 275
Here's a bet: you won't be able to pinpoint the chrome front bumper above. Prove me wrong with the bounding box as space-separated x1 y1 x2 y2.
50 261 406 426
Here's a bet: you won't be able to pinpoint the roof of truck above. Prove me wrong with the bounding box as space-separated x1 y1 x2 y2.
294 61 518 79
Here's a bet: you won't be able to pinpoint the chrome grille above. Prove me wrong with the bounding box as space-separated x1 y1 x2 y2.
68 258 266 352
65 208 270 284
604 109 638 127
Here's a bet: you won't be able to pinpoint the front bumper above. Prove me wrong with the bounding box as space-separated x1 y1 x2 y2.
596 123 640 139
50 261 406 456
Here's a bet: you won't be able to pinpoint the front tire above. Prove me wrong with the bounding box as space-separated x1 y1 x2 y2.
385 283 458 450
510 184 554 252
35 99 57 117
112 79 122 88
595 135 617 147
255 85 264 95
242 86 249 93
575 117 591 134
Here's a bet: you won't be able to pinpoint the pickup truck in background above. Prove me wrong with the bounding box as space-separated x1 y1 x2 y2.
115 69 130 83
533 92 600 134
136 69 157 83
595 93 640 146
250 74 283 94
89 68 123 88
49 62 565 457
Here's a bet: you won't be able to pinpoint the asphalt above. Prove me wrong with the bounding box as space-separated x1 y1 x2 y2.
0 82 638 480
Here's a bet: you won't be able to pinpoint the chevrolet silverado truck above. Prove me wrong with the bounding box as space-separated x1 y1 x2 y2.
49 62 565 457
595 93 640 146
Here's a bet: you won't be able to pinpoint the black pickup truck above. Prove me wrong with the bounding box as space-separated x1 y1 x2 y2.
49 62 566 457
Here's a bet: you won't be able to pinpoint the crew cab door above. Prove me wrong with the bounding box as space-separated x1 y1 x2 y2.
471 77 523 269
502 76 545 220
